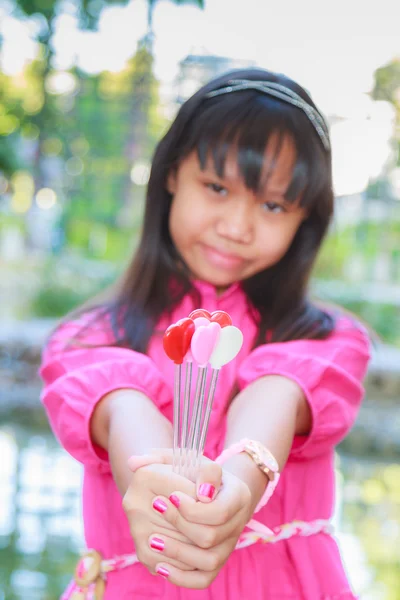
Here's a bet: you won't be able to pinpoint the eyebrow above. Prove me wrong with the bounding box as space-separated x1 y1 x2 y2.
200 164 237 182
200 162 292 201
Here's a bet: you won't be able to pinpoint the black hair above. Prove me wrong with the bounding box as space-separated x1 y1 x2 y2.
77 67 335 351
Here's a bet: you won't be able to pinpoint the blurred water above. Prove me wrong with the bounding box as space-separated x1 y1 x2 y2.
0 420 399 600
0 424 83 600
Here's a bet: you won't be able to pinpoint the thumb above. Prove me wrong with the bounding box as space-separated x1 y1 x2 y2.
127 449 172 472
196 459 223 503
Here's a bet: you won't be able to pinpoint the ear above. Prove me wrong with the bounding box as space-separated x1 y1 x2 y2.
166 169 177 195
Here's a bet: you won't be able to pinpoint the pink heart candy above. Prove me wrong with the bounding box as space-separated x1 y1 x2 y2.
184 348 193 361
193 317 210 329
191 322 221 366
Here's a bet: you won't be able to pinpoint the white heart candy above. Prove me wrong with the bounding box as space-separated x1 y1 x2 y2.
209 326 243 369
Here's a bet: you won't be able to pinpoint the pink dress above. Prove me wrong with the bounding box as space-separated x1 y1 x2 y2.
40 281 371 600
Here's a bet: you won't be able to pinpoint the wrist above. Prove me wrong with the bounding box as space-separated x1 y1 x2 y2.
104 389 173 452
221 452 268 515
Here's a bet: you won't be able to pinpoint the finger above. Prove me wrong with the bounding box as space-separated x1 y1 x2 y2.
136 541 193 574
148 533 234 573
168 480 247 526
149 448 173 459
127 450 172 472
196 461 222 503
156 494 243 549
146 465 196 498
154 561 219 589
152 494 217 547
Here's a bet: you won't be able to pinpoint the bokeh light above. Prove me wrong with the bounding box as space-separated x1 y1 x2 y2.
35 188 57 209
42 138 63 156
0 113 19 135
130 162 150 186
23 93 44 115
70 137 90 156
21 123 40 140
0 174 8 195
11 171 35 194
45 71 78 95
11 193 32 213
66 157 84 176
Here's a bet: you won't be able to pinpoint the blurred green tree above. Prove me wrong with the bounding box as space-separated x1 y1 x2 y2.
372 58 400 106
371 58 400 165
60 51 164 259
0 0 204 176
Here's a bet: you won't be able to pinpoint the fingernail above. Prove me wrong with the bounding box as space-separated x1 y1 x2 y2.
157 566 169 578
150 537 165 552
153 499 168 514
169 494 180 508
198 483 215 499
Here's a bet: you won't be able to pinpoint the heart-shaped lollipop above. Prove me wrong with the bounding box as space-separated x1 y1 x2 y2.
191 322 221 366
189 309 211 320
193 317 210 329
164 309 241 480
189 309 232 328
209 325 243 369
163 318 195 365
210 310 232 328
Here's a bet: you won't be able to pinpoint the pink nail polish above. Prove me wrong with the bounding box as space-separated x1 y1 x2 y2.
157 566 169 578
153 499 167 513
150 537 165 552
169 494 180 508
198 483 215 499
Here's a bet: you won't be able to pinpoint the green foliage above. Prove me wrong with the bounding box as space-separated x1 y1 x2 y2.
337 300 400 346
30 256 119 317
11 0 204 33
57 46 164 244
339 458 400 600
148 0 204 6
12 0 130 29
0 66 38 173
372 58 400 106
31 283 91 317
315 219 400 282
371 58 400 158
0 138 19 175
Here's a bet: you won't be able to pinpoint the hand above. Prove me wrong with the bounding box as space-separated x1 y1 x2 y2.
123 454 196 574
123 450 223 578
152 469 253 588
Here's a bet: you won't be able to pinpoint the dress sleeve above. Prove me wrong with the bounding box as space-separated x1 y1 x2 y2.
237 318 371 459
39 317 172 472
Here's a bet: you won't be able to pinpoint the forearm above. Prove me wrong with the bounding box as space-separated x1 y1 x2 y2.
90 388 173 494
222 375 309 510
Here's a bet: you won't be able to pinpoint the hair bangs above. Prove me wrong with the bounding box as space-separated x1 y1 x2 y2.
283 109 332 210
179 92 329 209
178 93 286 192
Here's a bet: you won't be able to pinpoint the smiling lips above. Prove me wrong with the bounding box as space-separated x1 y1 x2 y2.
201 244 246 270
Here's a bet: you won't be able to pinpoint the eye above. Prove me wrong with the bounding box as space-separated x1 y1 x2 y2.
206 182 228 196
262 201 286 214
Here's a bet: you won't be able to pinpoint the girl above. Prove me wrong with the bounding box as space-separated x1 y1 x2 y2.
40 68 371 600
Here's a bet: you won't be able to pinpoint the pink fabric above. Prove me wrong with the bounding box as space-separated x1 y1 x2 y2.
39 281 371 600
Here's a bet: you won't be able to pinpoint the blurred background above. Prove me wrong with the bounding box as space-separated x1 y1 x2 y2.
0 0 400 598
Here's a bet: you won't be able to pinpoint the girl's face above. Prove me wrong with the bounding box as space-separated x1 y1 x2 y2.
168 136 307 292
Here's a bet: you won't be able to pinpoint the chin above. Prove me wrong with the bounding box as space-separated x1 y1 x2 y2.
202 275 239 289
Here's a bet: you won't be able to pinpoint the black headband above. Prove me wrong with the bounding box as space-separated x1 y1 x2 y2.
205 79 330 152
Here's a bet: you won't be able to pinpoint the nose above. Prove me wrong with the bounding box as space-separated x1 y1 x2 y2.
215 198 254 244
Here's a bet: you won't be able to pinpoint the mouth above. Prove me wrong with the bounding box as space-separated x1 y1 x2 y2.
200 244 246 270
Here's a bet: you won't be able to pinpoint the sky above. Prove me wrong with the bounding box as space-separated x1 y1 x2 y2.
1 0 400 195
2 0 399 105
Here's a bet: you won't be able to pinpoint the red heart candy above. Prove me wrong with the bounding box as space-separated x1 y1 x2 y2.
189 309 211 320
210 310 232 328
163 318 195 364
